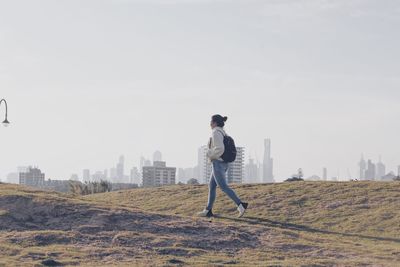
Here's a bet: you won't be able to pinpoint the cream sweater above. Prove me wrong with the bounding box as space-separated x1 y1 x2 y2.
207 127 226 161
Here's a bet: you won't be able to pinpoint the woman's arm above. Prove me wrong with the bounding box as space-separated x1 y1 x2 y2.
207 130 225 160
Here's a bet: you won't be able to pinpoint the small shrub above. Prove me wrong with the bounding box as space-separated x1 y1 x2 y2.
69 180 112 195
187 178 199 185
285 177 304 182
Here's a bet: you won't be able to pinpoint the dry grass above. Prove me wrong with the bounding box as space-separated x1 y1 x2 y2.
1 182 399 266
88 181 400 237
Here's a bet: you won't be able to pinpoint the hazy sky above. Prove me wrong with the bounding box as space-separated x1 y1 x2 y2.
1 0 399 182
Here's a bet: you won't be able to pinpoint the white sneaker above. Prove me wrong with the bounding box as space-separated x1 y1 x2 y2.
197 209 213 218
237 202 248 218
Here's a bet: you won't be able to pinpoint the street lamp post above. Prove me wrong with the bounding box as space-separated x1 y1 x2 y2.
0 99 10 127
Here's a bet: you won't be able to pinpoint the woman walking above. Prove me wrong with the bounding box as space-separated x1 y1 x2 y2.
198 114 248 218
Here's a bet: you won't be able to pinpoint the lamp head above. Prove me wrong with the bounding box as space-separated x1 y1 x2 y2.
2 118 10 127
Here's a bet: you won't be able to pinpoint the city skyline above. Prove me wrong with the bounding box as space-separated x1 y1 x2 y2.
1 0 400 181
4 147 399 184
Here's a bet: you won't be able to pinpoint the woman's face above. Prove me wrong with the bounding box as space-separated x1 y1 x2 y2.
210 120 217 129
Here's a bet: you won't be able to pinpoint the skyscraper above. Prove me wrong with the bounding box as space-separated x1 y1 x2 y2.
116 155 125 182
376 156 386 180
227 147 245 184
359 155 367 180
245 157 259 183
365 160 376 180
398 165 400 177
153 151 162 163
139 156 152 184
140 156 146 170
262 139 274 183
198 145 212 184
198 145 245 184
83 169 90 182
109 167 117 181
130 167 141 184
257 160 263 183
323 167 328 181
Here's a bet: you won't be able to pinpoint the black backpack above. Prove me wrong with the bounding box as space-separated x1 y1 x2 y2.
218 130 237 163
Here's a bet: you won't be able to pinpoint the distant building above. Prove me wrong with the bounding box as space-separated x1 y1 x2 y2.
198 145 245 184
178 168 185 183
359 155 367 180
116 155 125 182
289 168 304 180
7 166 35 185
365 160 376 180
139 156 152 185
192 165 199 182
307 175 321 181
18 166 29 173
6 172 19 184
142 161 176 187
227 147 245 184
130 167 141 184
262 139 274 183
376 157 386 180
140 156 146 170
92 171 106 182
398 165 400 177
109 167 117 181
298 168 304 179
83 169 90 182
177 167 197 184
245 158 259 183
381 172 396 181
198 146 212 184
323 168 328 181
70 174 79 181
153 151 162 162
140 156 152 169
19 167 45 187
257 161 263 183
43 179 70 192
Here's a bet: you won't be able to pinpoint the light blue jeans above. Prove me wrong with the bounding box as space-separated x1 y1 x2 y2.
206 160 242 211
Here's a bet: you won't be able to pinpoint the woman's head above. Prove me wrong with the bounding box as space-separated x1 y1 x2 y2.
210 114 228 129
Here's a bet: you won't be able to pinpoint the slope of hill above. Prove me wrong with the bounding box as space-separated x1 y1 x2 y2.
1 182 399 266
87 181 400 239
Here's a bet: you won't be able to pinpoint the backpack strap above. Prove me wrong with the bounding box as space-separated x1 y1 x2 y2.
216 129 226 138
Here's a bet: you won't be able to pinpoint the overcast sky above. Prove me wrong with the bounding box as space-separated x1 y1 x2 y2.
1 0 399 182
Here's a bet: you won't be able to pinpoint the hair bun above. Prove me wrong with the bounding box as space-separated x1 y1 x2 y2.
223 116 228 122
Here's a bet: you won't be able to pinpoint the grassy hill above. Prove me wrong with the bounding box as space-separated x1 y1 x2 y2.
1 181 399 266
